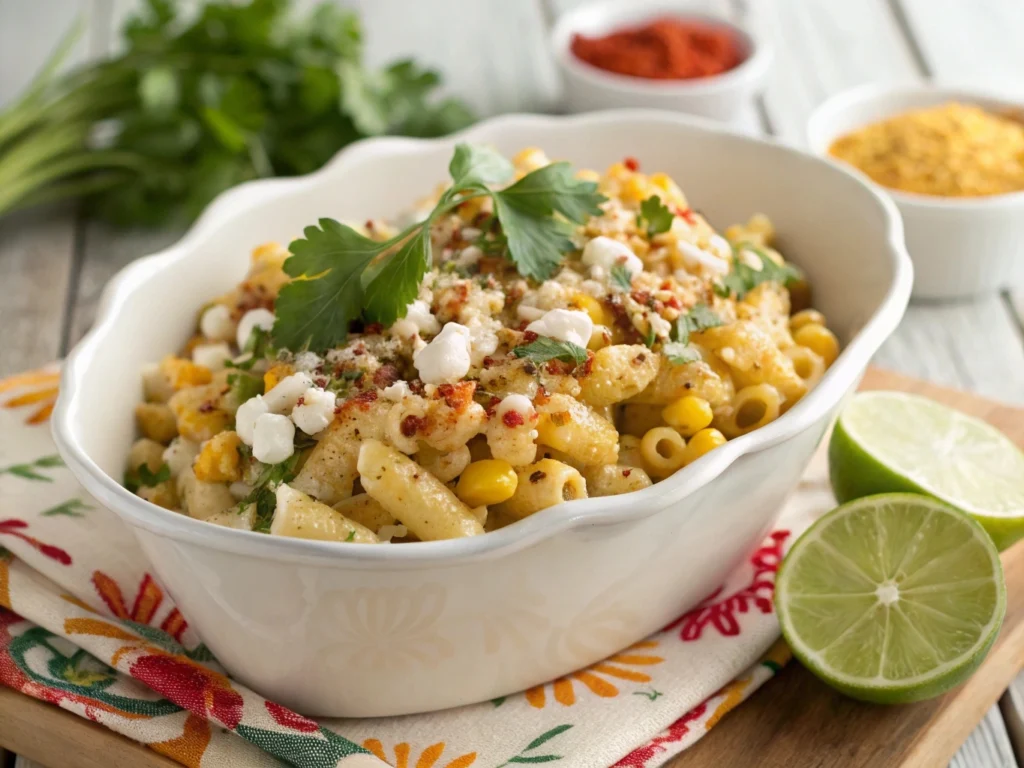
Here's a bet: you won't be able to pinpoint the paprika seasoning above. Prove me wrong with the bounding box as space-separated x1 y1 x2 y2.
571 17 744 81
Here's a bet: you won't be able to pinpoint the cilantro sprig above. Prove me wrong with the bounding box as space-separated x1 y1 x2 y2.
124 463 171 493
610 263 634 292
273 144 606 352
715 243 803 300
512 336 589 367
240 452 304 533
664 303 723 366
637 195 674 238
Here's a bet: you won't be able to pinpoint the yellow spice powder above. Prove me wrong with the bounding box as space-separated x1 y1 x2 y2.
828 102 1024 197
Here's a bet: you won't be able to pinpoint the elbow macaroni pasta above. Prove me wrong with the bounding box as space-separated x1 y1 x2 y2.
125 148 841 542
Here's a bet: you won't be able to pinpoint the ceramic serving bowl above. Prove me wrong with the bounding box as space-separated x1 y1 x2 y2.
808 83 1024 299
53 110 912 718
550 0 772 122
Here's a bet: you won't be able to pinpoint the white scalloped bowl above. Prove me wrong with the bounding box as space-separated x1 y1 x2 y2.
53 110 912 718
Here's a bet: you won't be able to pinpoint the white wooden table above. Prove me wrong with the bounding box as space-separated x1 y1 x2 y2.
2 0 1024 766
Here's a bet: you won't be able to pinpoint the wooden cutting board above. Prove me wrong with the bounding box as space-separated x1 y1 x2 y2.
1 367 1023 768
670 367 1024 768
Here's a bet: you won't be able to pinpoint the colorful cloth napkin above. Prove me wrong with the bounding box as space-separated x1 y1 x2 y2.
0 365 834 767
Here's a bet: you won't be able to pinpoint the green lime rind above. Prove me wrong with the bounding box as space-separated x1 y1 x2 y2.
776 494 1006 704
829 391 1024 551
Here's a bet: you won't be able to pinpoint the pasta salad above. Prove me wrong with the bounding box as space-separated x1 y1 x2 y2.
126 146 839 543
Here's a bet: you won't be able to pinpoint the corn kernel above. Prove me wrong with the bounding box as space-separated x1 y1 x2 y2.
513 147 548 172
682 428 727 465
570 293 612 327
789 309 826 333
194 431 243 483
661 396 713 437
161 356 212 390
139 481 179 510
792 323 840 366
650 172 672 191
264 362 296 392
252 241 286 266
606 161 629 179
135 403 178 443
456 459 518 508
622 176 648 203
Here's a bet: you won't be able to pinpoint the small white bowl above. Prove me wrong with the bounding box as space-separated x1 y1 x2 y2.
551 0 772 122
808 83 1024 299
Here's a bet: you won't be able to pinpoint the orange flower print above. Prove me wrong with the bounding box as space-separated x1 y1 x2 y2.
92 571 188 642
525 640 664 709
0 369 59 425
362 739 476 768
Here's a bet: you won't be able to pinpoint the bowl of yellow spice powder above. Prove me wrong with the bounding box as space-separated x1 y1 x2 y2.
808 83 1024 298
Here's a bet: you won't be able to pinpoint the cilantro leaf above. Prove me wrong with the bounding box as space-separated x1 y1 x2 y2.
449 143 514 186
663 342 702 365
716 243 803 299
639 195 674 237
642 324 657 349
345 530 356 542
512 336 589 366
610 264 634 292
227 371 264 403
124 462 171 493
272 219 387 352
672 302 724 345
361 228 431 326
493 162 606 281
242 452 304 533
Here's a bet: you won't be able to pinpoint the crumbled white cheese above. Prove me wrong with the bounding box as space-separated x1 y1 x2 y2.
252 413 295 464
191 342 232 372
708 234 733 260
162 437 199 477
496 394 535 421
199 304 236 342
236 308 275 350
738 247 764 271
413 322 472 385
464 314 501 366
404 299 440 335
293 351 322 372
461 227 482 240
455 245 483 267
263 372 314 413
648 313 672 339
580 279 605 297
516 304 546 322
678 241 730 275
382 380 411 401
582 236 644 277
229 482 252 500
291 387 336 435
390 318 419 341
526 308 594 347
235 395 269 446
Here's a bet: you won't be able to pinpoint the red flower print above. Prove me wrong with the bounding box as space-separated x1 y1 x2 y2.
667 530 789 642
0 519 71 565
130 653 243 729
266 701 320 733
612 702 708 766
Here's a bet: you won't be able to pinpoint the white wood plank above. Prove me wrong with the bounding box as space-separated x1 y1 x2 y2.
0 207 77 377
950 707 1018 768
15 756 46 768
737 0 922 144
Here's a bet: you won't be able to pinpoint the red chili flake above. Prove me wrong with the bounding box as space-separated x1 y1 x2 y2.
633 353 647 365
364 322 384 335
400 414 424 437
631 290 651 305
502 410 525 428
529 471 547 483
314 376 329 388
198 401 215 413
352 348 364 357
522 362 538 375
523 330 540 343
665 296 682 310
623 468 633 477
365 219 375 230
624 156 639 172
534 386 550 406
372 364 400 389
295 396 305 407
577 352 595 378
352 390 378 409
482 356 495 369
545 361 563 375
676 207 697 225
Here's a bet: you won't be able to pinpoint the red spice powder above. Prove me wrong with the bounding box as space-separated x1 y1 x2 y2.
571 17 744 80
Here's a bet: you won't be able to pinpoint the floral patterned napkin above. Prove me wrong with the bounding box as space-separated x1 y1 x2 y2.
0 365 834 767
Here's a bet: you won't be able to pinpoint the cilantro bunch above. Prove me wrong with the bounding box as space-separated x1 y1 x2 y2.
272 144 606 353
0 0 474 226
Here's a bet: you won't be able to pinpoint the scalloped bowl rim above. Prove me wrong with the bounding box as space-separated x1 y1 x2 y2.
53 109 913 569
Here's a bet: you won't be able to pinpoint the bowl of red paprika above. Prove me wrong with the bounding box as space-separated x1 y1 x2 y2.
552 0 772 122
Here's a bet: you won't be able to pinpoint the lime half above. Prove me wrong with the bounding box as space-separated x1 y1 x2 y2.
830 391 1024 550
776 494 1005 703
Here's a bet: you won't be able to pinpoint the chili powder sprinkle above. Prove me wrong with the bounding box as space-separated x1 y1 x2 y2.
571 17 744 81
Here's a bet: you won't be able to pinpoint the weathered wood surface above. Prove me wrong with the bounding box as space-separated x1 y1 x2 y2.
2 0 1024 766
